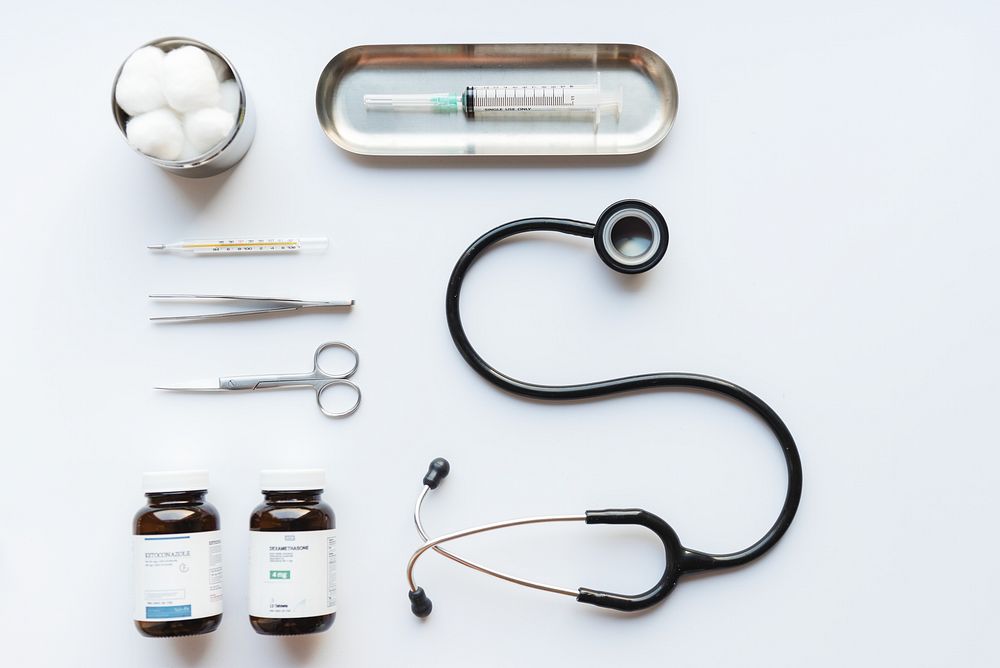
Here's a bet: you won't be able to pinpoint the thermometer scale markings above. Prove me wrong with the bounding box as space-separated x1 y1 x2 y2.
147 236 329 256
188 240 301 251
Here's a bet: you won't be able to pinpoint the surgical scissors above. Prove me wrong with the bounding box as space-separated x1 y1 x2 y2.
156 341 361 417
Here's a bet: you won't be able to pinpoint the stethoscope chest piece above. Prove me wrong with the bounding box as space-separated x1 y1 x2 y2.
594 200 669 274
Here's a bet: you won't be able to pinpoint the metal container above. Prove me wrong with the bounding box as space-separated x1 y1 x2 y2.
112 37 255 178
316 43 677 157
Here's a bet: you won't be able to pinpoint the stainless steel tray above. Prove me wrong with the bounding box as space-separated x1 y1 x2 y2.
316 44 677 156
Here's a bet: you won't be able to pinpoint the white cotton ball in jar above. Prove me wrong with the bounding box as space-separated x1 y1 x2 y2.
205 50 231 81
122 45 165 77
116 74 165 116
218 79 241 116
114 46 166 116
126 109 185 160
183 108 236 154
176 141 204 162
161 46 220 112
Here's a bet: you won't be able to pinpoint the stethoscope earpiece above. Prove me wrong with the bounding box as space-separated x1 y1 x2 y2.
408 587 433 618
422 458 450 489
593 199 669 274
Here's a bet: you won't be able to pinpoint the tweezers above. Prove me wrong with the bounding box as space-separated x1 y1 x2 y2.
149 294 354 322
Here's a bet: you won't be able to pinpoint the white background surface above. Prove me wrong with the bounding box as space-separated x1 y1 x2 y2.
1 1 998 666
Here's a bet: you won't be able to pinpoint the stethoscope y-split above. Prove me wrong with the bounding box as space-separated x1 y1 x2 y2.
407 200 802 617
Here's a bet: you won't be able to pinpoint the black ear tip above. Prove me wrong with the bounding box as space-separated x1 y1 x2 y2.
409 587 433 617
594 200 669 275
423 458 451 489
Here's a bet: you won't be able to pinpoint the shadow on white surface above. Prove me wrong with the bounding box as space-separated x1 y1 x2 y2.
280 634 324 664
169 634 210 665
158 166 238 210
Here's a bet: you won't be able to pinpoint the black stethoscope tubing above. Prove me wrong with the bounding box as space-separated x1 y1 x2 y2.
444 207 802 580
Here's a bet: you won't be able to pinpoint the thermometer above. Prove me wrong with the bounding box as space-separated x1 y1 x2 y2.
147 237 329 256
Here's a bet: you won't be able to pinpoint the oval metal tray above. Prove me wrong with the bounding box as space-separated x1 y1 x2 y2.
316 44 677 157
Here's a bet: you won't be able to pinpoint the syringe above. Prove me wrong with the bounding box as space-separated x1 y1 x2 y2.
364 76 623 127
147 236 328 256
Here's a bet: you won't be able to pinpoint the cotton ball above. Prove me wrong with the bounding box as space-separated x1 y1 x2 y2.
205 50 231 81
121 46 164 78
183 108 235 153
116 73 166 116
161 46 220 112
176 141 204 162
126 109 184 160
218 79 241 115
115 46 166 115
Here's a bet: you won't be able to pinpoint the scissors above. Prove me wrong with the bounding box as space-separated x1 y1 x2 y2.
156 341 361 418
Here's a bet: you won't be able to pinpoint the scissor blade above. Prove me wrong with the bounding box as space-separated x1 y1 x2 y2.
155 377 225 391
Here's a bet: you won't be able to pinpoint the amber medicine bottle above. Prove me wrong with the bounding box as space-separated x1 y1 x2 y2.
249 469 337 635
133 470 223 637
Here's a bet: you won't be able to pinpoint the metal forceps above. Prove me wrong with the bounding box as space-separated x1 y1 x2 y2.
156 342 362 418
149 294 354 322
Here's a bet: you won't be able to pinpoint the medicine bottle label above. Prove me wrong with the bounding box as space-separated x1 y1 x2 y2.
132 531 223 621
248 529 337 618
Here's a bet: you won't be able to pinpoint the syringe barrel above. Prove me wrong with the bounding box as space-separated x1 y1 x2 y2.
464 83 609 117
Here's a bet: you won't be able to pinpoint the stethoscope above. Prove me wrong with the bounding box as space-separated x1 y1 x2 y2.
406 200 802 618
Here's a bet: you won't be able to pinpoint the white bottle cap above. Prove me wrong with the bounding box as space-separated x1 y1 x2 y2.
143 470 210 493
260 469 326 491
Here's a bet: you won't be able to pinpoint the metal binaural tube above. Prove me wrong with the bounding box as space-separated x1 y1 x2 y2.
407 514 587 594
410 484 584 598
413 486 581 597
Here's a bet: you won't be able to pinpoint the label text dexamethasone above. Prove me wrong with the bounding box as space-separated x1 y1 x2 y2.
248 529 336 618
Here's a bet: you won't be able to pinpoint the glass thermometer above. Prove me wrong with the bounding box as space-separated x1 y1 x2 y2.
147 237 329 256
